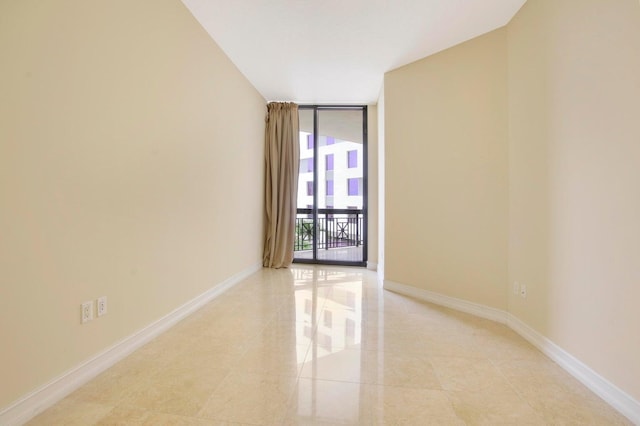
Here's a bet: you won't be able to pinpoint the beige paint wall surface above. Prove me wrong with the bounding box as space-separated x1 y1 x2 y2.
508 0 640 401
0 0 265 408
384 29 509 309
377 86 386 278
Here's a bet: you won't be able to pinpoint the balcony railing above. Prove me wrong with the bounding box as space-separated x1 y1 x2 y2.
294 208 363 252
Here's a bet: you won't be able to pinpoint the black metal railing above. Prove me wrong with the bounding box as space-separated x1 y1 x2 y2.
294 208 363 252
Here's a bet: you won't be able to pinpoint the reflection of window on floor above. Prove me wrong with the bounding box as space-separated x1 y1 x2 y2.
323 310 332 328
346 291 356 309
346 318 356 341
305 299 311 315
318 333 332 351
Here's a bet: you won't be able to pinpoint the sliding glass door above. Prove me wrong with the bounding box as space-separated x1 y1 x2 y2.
294 106 367 266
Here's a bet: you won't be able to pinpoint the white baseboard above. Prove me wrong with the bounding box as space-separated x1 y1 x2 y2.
366 261 378 271
507 314 640 425
383 279 508 324
383 279 639 425
0 263 262 426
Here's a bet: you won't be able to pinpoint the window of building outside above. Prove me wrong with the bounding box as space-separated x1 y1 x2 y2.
326 154 334 171
347 150 357 168
301 158 313 173
326 136 335 145
347 178 359 196
326 179 334 196
307 134 314 149
307 181 313 196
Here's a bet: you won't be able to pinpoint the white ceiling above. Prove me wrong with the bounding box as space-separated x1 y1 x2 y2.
182 0 526 104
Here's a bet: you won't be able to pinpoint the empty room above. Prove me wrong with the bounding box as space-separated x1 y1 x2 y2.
1 0 639 424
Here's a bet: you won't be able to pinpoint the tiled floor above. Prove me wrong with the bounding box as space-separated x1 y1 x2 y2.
28 266 630 425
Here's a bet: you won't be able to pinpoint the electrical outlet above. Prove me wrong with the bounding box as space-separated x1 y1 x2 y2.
97 296 107 317
81 301 93 323
520 283 527 298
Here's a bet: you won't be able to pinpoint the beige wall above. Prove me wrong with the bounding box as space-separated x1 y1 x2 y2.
384 0 640 406
0 0 265 408
377 85 386 278
384 29 509 310
508 0 640 401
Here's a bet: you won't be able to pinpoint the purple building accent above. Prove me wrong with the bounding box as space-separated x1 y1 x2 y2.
326 180 334 196
307 181 313 196
348 178 359 196
326 154 334 171
326 136 335 145
307 134 314 149
347 150 357 168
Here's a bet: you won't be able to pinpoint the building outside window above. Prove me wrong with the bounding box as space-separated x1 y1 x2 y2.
296 132 363 212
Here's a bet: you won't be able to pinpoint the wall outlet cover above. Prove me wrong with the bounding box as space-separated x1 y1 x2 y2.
81 301 93 323
520 284 527 298
97 296 107 317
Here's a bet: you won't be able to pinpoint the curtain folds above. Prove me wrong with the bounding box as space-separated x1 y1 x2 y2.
263 102 300 268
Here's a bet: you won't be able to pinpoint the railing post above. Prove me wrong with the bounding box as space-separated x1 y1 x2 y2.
325 211 329 250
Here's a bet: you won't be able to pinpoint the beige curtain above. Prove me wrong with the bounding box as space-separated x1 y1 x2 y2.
263 102 300 268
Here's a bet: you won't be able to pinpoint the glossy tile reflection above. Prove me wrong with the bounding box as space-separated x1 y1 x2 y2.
28 266 631 425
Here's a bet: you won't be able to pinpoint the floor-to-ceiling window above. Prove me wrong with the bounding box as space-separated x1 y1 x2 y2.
294 106 368 266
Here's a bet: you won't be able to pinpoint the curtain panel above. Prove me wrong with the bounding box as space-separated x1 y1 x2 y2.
263 102 300 268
